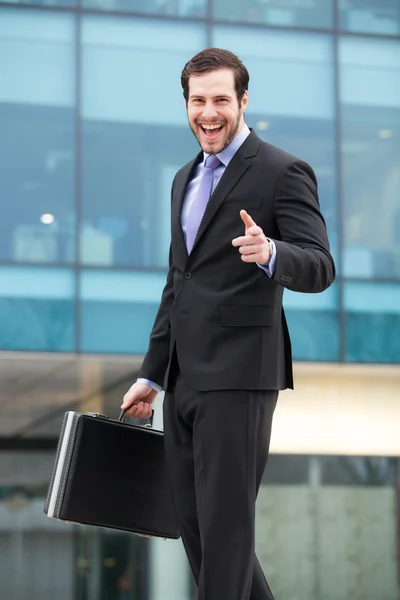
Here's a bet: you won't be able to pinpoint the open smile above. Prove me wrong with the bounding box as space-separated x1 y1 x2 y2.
198 123 225 140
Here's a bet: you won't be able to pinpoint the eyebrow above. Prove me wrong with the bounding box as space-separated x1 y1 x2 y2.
189 94 233 100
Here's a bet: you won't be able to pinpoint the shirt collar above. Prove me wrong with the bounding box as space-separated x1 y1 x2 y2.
203 124 251 167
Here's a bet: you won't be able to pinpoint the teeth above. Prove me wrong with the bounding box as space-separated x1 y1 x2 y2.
202 125 223 130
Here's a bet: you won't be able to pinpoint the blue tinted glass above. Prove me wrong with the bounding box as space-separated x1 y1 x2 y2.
339 0 400 35
214 27 338 268
80 269 166 353
0 10 76 264
213 0 334 28
81 17 205 267
345 282 400 363
284 284 339 361
340 38 400 280
82 0 205 16
0 267 75 351
1 0 76 6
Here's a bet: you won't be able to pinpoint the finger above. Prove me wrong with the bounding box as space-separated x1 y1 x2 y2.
247 225 263 237
240 210 256 229
232 235 257 247
121 391 139 409
241 252 261 263
129 402 148 419
139 402 150 418
125 403 140 417
121 398 135 410
140 404 153 420
121 399 133 409
239 244 263 255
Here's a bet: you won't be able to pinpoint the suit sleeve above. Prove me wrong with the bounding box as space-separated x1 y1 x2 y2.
138 243 174 387
271 160 335 293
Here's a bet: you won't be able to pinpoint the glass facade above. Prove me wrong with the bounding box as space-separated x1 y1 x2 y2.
214 0 334 29
1 3 399 597
1 3 399 364
1 450 399 600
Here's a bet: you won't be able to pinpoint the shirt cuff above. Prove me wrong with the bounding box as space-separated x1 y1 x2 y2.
137 378 163 393
257 239 277 277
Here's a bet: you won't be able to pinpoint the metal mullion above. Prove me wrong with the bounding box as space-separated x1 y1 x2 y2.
333 0 346 364
74 12 82 353
206 0 212 46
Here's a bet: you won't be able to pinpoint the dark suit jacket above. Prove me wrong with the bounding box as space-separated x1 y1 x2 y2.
139 130 335 392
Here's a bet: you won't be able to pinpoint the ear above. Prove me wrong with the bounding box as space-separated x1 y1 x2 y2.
241 91 248 113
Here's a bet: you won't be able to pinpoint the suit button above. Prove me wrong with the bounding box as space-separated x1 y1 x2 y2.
184 272 192 279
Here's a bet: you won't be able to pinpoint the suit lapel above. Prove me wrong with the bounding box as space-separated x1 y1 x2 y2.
190 130 261 255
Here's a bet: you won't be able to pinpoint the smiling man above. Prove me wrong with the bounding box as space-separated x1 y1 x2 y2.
122 48 335 600
188 67 247 153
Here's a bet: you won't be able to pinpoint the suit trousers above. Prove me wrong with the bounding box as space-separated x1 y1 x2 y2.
163 365 278 600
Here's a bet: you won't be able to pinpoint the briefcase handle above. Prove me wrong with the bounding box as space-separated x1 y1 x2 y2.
118 409 154 428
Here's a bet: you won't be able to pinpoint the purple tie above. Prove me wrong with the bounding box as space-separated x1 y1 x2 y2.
186 154 221 254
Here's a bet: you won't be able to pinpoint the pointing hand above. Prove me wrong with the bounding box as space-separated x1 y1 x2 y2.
231 210 272 265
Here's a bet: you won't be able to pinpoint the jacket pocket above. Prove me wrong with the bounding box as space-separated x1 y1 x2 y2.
219 305 273 327
220 193 263 210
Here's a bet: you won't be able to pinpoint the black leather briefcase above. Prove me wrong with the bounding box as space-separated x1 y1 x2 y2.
44 410 180 540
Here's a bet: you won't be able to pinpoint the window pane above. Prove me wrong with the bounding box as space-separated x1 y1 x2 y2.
345 282 400 363
83 0 206 17
80 269 166 353
0 0 76 7
81 17 205 267
213 0 334 29
340 38 400 279
0 267 76 352
0 10 76 264
213 27 338 267
339 0 400 35
257 455 399 600
284 284 339 361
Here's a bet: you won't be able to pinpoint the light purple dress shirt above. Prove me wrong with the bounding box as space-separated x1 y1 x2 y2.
138 124 277 393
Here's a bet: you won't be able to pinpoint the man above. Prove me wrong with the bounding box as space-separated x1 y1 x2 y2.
121 48 335 600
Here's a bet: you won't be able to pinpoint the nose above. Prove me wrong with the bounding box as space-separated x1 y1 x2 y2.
201 102 218 120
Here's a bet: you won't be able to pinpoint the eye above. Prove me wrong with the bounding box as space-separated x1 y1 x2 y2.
216 98 228 103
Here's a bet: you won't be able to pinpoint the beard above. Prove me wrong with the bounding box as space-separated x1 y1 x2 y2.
189 109 242 154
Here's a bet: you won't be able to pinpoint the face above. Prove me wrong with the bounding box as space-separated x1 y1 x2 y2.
186 69 248 155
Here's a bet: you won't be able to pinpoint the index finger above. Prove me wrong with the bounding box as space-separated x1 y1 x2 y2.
240 210 256 228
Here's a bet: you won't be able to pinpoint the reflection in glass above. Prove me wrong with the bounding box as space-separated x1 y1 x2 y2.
213 27 338 267
80 269 165 353
321 455 397 486
340 38 400 280
0 267 75 352
257 455 400 600
345 282 400 363
213 0 333 29
83 0 205 16
1 448 399 600
0 10 76 264
81 17 204 267
339 0 400 35
0 0 76 6
284 284 339 361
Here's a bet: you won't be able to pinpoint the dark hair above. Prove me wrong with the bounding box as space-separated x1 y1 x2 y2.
181 48 249 105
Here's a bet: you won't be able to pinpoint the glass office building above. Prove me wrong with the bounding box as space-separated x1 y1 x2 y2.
0 1 399 599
